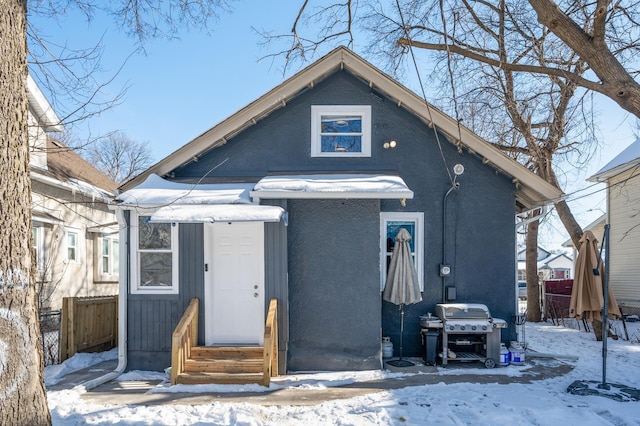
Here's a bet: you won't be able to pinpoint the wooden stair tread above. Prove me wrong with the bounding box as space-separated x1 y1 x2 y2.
190 346 264 359
176 371 265 385
184 357 263 373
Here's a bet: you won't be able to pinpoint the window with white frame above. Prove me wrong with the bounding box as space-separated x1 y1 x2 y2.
66 230 79 262
95 235 119 281
380 212 424 291
32 226 44 271
311 105 371 157
131 213 179 294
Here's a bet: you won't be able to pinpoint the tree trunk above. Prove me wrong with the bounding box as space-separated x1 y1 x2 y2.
0 0 52 424
554 199 584 249
526 218 543 322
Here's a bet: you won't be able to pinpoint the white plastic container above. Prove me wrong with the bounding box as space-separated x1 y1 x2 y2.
382 337 393 358
509 342 526 365
499 343 510 366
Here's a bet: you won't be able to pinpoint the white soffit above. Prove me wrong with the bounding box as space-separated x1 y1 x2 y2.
251 174 414 199
150 204 285 223
116 174 254 207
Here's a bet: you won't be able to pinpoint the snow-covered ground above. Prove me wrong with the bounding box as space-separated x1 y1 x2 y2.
47 322 640 425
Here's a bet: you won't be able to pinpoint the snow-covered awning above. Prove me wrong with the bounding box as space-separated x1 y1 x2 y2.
87 222 119 234
250 174 414 199
115 174 254 207
32 209 64 225
150 204 286 223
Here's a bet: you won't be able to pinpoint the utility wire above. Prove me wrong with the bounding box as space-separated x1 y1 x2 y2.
395 0 454 186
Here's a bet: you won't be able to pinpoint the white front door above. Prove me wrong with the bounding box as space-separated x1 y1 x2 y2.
204 222 265 345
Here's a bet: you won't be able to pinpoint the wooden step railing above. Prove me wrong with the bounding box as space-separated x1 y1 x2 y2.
171 298 199 385
262 298 278 386
171 297 279 386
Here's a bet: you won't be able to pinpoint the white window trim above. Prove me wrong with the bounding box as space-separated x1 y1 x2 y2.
65 228 81 264
95 235 119 282
32 226 45 272
380 212 424 291
311 105 371 157
130 211 179 294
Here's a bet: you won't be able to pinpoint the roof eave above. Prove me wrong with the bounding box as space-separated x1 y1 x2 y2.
121 47 563 206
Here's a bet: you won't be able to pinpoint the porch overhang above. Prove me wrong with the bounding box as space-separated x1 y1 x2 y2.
149 204 286 223
115 174 254 207
250 174 414 200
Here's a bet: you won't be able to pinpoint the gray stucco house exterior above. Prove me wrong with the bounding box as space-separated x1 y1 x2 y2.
114 47 562 373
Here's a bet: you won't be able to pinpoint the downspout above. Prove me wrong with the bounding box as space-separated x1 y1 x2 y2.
441 183 459 303
75 207 128 391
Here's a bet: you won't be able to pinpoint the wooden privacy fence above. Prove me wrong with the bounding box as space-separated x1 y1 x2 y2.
59 295 118 362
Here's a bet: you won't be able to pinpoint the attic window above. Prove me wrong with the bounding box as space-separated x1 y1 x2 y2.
311 105 371 157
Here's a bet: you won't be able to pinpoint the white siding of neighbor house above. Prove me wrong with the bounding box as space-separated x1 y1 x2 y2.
608 168 640 309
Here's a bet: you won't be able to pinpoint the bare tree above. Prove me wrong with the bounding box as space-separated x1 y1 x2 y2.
85 131 154 185
1 1 232 423
259 1 618 319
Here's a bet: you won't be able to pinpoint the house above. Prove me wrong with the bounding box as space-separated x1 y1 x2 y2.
28 76 119 310
516 247 573 282
113 47 562 379
588 139 640 316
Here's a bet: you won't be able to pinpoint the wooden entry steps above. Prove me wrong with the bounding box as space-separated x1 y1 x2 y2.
171 298 279 387
177 346 265 385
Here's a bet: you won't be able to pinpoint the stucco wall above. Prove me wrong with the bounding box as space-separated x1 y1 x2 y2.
287 199 381 371
169 70 518 368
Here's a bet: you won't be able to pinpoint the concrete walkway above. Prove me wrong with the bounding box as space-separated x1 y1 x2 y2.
48 355 575 407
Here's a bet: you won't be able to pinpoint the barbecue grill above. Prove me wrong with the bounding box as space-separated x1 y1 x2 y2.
421 303 506 368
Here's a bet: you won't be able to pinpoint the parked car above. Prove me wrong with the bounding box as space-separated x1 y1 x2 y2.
518 281 527 300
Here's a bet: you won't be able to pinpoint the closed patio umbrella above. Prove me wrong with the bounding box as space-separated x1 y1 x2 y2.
569 230 621 325
383 228 422 367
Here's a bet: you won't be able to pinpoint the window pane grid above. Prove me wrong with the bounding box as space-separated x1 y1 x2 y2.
134 215 175 292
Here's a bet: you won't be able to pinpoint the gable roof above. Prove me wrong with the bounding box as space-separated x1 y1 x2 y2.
121 47 562 211
31 138 118 195
589 138 640 182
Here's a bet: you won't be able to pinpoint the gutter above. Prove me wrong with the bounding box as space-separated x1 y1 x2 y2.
74 207 128 391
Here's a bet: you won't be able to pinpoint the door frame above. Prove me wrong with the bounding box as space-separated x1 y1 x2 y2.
203 222 265 345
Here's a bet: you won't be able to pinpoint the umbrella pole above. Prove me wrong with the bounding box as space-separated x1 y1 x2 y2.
599 224 611 390
386 304 414 367
399 304 404 360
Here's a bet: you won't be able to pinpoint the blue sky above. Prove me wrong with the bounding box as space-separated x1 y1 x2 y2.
28 2 637 248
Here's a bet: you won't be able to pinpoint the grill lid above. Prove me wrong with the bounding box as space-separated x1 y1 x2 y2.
435 303 491 320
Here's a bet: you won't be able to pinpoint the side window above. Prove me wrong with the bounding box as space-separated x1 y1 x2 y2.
311 105 371 157
66 230 79 262
380 212 424 291
32 226 44 271
131 214 178 294
95 236 120 282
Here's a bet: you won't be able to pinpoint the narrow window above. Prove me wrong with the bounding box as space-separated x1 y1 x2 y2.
67 231 78 261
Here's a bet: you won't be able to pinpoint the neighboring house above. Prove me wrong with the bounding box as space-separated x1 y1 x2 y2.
589 139 640 316
114 47 562 374
516 247 574 282
561 213 606 271
28 76 119 310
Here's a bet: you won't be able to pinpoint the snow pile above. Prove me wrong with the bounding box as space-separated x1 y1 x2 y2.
45 348 118 387
46 324 640 425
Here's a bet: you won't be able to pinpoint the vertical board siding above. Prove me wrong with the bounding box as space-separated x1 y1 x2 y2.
609 171 640 307
127 223 205 370
265 219 289 362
